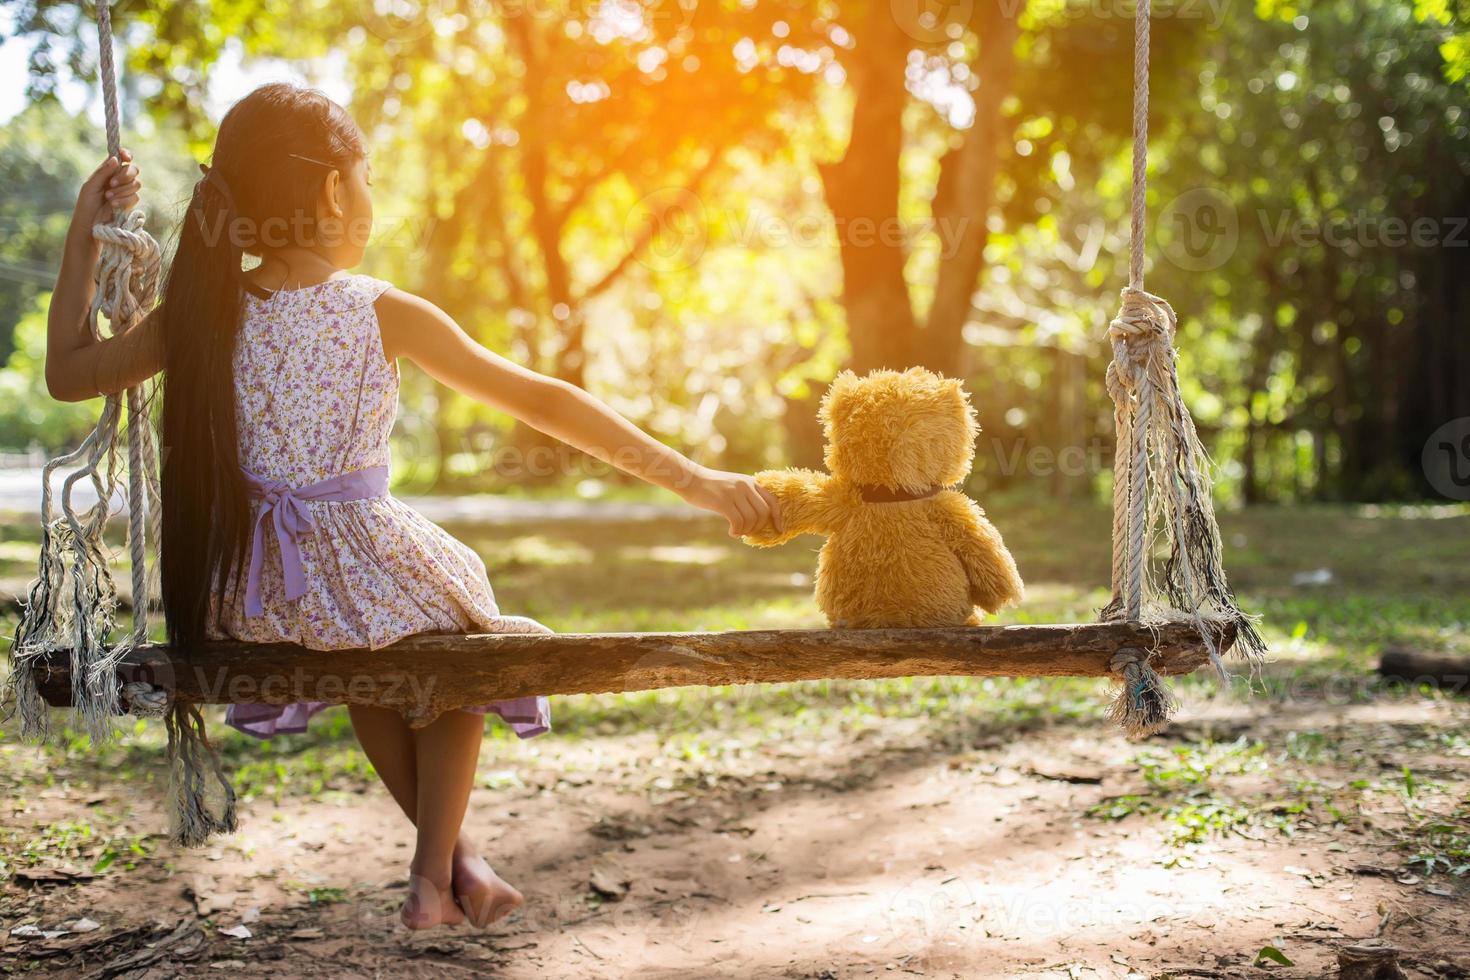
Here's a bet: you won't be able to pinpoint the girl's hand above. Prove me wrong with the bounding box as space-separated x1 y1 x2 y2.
681 466 783 538
73 150 142 230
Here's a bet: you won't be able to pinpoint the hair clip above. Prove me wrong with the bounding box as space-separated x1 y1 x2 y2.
195 162 235 211
288 152 337 169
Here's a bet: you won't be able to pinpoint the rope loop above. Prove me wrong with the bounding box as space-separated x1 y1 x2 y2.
91 208 161 329
1106 286 1177 395
1108 647 1149 674
1108 286 1177 342
121 681 170 718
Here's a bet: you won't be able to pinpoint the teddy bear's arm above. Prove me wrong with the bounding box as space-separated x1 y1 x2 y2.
934 494 1025 614
742 469 840 547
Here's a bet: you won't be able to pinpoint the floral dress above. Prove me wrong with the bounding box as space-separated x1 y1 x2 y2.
210 274 550 740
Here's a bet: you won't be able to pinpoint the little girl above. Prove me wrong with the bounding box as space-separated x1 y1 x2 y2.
45 83 781 930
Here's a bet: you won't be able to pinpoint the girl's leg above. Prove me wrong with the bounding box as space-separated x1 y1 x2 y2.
349 705 523 929
349 705 418 817
350 705 461 928
411 708 482 876
403 709 486 928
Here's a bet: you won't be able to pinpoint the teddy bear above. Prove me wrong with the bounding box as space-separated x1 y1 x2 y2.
744 367 1023 628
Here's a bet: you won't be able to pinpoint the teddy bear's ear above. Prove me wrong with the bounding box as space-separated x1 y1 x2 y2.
819 371 861 426
945 377 981 433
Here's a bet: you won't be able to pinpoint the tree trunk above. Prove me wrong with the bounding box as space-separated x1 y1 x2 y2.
924 6 1022 376
821 4 1023 379
818 4 917 374
504 13 583 389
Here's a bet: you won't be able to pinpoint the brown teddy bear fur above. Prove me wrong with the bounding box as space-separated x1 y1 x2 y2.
744 367 1024 628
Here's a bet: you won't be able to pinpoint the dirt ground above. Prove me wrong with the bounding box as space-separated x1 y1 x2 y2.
4 503 1468 978
3 688 1467 979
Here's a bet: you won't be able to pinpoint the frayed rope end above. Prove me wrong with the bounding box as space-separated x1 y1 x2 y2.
1107 648 1179 739
165 703 238 848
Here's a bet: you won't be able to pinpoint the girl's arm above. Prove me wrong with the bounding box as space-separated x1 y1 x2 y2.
376 288 782 537
46 151 163 402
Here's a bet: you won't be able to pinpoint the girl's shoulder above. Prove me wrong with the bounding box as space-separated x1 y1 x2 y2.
341 273 395 309
310 273 394 313
244 273 394 318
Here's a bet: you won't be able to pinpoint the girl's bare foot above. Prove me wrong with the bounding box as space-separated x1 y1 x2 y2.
401 872 465 930
452 846 523 928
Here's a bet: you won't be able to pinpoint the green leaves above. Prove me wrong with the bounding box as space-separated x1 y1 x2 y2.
1254 945 1295 967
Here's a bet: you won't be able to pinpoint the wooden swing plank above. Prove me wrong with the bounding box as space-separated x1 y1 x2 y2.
33 620 1235 725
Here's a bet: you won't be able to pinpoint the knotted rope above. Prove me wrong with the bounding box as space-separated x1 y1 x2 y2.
1106 647 1177 738
1101 0 1266 735
3 0 235 845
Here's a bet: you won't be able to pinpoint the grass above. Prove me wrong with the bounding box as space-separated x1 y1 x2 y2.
1 494 1467 882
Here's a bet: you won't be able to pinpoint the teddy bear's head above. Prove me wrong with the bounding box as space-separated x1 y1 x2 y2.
819 367 979 494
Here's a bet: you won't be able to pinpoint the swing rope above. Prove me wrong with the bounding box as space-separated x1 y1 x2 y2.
1101 0 1266 736
3 0 235 845
95 0 165 705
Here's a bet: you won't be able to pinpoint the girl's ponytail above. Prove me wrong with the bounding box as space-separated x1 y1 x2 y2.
158 165 249 650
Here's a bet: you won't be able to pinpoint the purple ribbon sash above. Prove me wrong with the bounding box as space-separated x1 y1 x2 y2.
243 465 390 617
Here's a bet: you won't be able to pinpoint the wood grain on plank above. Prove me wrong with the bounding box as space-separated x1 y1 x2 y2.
33 620 1236 725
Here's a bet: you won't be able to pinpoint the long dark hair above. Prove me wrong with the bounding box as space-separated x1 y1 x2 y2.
159 83 366 649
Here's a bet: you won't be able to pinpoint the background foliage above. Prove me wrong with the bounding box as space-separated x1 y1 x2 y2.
1 0 1466 502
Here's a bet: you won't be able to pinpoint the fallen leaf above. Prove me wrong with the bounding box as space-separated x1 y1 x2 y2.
1022 763 1106 785
219 924 252 940
1255 945 1294 967
589 868 630 901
